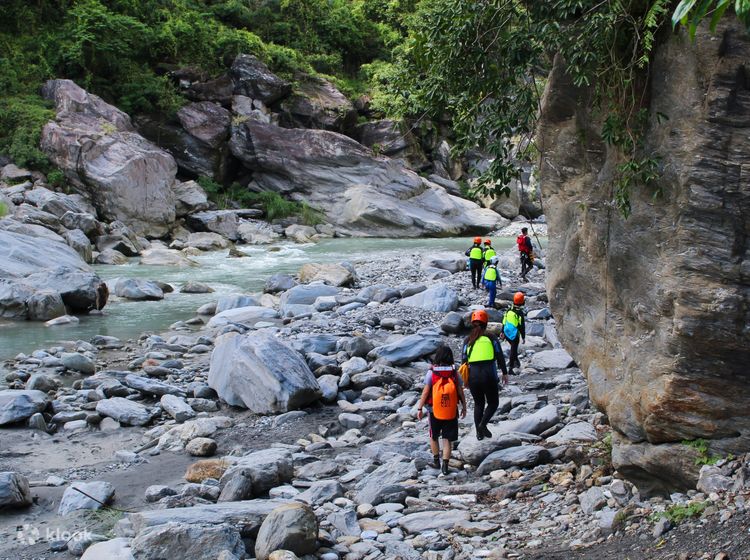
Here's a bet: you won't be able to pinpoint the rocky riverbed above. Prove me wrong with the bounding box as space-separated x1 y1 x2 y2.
1 244 747 560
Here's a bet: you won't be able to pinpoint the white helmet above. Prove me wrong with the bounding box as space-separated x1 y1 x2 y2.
490 256 499 265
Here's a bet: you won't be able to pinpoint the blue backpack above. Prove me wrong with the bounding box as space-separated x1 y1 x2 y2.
503 309 521 341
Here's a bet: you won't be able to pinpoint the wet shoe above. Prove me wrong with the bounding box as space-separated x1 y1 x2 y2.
441 462 449 475
431 456 441 469
482 424 493 439
476 427 485 441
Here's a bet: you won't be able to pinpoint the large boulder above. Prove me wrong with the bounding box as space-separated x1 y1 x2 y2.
279 74 356 132
58 481 115 514
219 449 294 501
206 305 279 329
112 278 164 301
353 119 425 165
131 523 244 560
0 390 49 426
177 101 231 148
353 459 418 505
0 229 107 320
208 331 321 413
174 180 210 217
231 54 292 104
254 503 318 560
229 120 505 237
40 79 176 237
538 20 750 490
95 397 155 426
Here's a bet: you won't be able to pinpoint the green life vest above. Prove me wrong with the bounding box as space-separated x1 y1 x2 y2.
484 266 497 282
468 335 495 362
484 248 496 261
469 246 483 259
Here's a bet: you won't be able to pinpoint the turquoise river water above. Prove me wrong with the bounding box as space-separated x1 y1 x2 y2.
0 237 518 362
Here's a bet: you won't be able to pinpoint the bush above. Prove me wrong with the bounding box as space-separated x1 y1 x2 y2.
0 201 8 218
46 169 66 188
0 95 55 170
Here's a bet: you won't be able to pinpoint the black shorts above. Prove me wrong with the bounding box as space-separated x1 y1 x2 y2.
429 413 458 442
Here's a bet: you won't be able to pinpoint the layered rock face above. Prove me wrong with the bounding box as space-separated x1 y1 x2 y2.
538 22 750 493
40 79 177 237
230 120 505 237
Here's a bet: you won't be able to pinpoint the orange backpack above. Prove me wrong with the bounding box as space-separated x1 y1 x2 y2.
431 366 458 420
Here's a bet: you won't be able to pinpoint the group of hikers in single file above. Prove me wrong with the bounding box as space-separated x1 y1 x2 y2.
415 231 533 475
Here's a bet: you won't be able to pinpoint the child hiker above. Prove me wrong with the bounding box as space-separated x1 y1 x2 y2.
416 345 467 475
483 256 501 307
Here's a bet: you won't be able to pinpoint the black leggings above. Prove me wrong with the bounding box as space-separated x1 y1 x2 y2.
470 259 483 288
508 336 521 373
520 252 532 278
468 362 499 429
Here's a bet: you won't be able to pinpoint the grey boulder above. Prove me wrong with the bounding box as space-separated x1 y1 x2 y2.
367 330 442 366
399 285 458 312
353 459 418 505
58 481 115 514
131 522 244 560
0 472 33 508
208 331 321 413
231 54 292 104
95 397 155 426
113 278 164 301
254 503 318 560
530 349 575 369
0 390 49 426
476 445 551 475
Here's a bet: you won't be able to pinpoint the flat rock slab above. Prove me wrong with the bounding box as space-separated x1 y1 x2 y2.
477 445 551 475
530 349 575 369
126 499 291 537
397 510 471 533
492 404 559 437
80 538 134 560
354 460 418 505
96 397 155 426
546 421 597 444
457 434 522 466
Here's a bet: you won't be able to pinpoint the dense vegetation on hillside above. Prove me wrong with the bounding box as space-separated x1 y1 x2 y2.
1 0 746 213
0 0 416 169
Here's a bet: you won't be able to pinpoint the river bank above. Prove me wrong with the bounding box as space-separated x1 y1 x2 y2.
1 243 746 560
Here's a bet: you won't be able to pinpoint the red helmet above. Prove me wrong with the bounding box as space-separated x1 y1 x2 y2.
470 309 488 324
513 292 525 305
473 236 481 244
484 239 492 245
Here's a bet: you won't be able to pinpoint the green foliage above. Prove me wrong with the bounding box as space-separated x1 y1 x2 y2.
0 95 55 170
46 169 66 188
381 0 744 218
0 202 8 218
682 438 721 466
651 501 708 524
300 202 324 226
673 0 750 38
84 508 124 538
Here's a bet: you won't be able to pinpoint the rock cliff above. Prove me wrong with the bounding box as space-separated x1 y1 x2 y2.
538 21 750 493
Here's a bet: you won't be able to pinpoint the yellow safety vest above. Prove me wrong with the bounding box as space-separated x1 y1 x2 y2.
468 336 495 362
469 247 483 259
484 248 496 261
484 266 497 282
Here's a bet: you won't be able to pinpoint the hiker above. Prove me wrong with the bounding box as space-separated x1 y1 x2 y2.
483 256 501 308
416 345 467 475
503 292 527 375
482 239 496 269
517 227 534 281
465 236 485 289
461 309 508 440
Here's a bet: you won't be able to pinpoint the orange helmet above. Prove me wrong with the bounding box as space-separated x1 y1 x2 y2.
473 236 481 244
513 292 525 305
470 309 488 324
484 239 492 245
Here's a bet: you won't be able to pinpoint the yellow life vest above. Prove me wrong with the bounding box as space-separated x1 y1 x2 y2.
484 248 496 261
484 266 497 282
468 335 494 362
469 246 483 259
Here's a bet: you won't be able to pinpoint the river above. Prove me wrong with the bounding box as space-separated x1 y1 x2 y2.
0 237 519 361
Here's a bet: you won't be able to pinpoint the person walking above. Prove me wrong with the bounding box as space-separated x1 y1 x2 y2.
483 256 501 308
483 239 496 268
465 236 485 289
517 227 534 281
462 309 508 440
416 345 467 475
503 292 527 375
